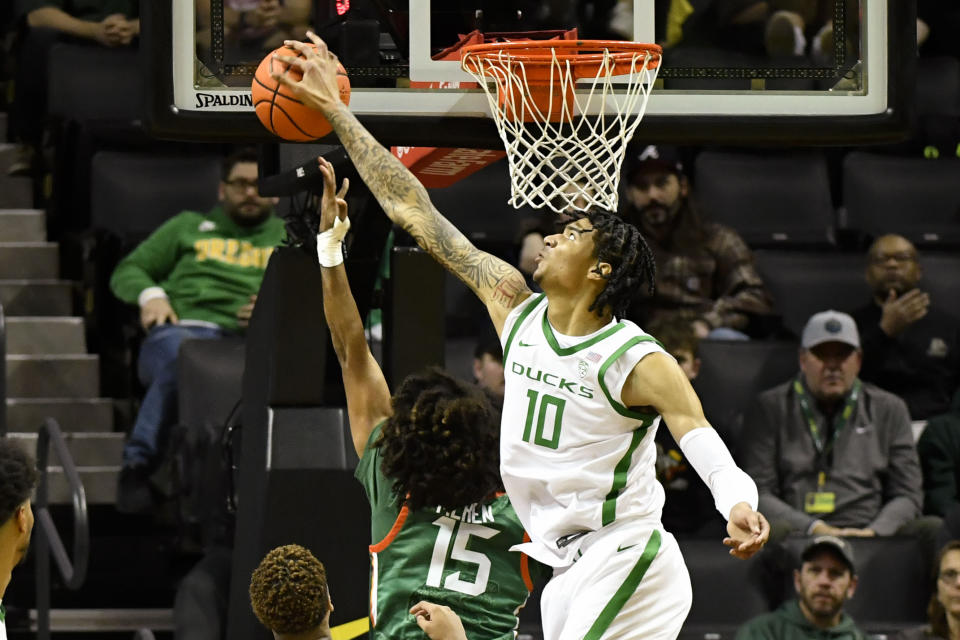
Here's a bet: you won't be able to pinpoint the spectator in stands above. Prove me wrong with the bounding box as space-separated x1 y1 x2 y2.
851 234 960 421
195 0 312 62
621 144 775 340
8 0 139 175
736 535 865 640
472 326 505 408
741 310 931 541
917 1 960 58
647 320 724 537
0 439 38 638
515 219 553 292
111 148 284 514
917 391 960 539
896 540 960 640
249 544 468 640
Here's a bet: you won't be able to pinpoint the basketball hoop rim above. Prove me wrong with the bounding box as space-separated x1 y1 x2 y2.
460 40 662 71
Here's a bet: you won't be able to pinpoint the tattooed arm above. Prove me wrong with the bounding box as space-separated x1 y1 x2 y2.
273 33 531 333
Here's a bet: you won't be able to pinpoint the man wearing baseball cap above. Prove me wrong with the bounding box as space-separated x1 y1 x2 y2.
740 310 930 541
620 144 775 340
736 535 865 640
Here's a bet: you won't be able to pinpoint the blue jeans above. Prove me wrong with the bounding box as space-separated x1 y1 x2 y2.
122 324 228 468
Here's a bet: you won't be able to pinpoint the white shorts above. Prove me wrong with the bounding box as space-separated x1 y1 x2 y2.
540 522 692 640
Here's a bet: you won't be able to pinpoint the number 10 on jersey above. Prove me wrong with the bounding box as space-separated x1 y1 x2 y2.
522 390 565 449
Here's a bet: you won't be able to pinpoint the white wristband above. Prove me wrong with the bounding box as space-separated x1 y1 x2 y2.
138 286 168 307
317 216 351 267
678 427 759 520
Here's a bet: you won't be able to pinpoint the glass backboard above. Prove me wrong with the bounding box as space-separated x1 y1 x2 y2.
144 0 915 145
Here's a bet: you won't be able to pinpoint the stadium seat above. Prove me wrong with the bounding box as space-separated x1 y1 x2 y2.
693 340 798 454
694 150 835 247
90 151 221 237
753 250 865 337
919 252 960 321
842 152 960 247
916 56 960 118
679 538 770 640
174 337 247 549
47 43 143 124
778 536 930 632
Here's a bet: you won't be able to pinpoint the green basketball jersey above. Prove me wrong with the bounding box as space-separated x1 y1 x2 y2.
355 424 541 640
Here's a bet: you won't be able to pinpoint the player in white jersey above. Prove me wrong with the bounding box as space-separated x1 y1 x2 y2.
274 32 771 640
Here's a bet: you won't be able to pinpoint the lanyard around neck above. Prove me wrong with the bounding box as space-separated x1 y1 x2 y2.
793 375 861 455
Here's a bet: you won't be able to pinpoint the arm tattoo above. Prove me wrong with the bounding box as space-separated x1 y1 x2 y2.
492 274 527 307
327 106 519 296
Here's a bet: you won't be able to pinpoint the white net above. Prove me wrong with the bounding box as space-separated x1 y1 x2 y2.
461 44 660 214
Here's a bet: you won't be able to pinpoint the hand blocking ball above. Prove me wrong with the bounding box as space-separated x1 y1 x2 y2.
252 43 350 141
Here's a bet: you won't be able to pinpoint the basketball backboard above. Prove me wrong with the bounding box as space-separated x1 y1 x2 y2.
144 0 916 146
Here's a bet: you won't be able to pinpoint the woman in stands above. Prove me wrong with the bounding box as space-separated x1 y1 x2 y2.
897 541 960 640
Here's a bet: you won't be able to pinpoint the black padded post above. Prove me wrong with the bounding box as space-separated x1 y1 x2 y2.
383 247 446 388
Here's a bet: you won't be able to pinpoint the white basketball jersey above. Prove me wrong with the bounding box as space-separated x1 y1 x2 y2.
499 293 667 566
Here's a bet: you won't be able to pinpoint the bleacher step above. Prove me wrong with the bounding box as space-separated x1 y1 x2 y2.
7 432 123 467
7 398 114 432
0 176 32 208
6 316 86 354
0 279 73 316
44 465 121 504
0 209 46 242
0 242 58 279
6 354 99 398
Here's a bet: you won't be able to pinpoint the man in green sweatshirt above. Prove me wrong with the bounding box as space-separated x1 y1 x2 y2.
736 536 866 640
110 147 285 514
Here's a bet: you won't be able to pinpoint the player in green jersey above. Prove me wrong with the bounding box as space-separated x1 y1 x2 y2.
314 159 541 640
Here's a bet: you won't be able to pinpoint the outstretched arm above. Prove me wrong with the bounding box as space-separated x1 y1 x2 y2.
272 33 531 334
317 158 393 457
623 353 770 559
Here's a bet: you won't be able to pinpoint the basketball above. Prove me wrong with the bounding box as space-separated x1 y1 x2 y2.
252 44 351 142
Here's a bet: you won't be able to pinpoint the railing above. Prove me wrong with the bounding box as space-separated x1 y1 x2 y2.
35 417 90 640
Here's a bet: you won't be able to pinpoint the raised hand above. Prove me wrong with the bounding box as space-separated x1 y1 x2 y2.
317 156 349 232
879 288 929 336
272 32 343 114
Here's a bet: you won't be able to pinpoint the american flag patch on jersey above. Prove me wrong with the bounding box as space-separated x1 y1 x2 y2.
586 351 602 363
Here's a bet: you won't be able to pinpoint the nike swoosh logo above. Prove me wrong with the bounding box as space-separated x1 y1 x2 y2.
518 341 536 347
617 543 638 553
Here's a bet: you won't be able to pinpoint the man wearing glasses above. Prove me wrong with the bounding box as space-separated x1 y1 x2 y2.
851 234 960 422
110 147 284 513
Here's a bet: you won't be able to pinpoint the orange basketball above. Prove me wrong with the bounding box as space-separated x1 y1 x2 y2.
252 44 351 141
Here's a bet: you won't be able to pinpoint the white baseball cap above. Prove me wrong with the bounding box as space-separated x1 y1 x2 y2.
801 310 860 350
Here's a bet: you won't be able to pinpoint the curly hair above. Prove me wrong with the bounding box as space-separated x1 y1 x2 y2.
377 368 501 511
0 438 39 525
928 540 960 639
580 209 657 319
249 544 330 635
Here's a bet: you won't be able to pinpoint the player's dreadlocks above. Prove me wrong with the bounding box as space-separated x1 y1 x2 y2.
378 367 501 511
249 544 330 635
0 438 38 525
582 209 657 319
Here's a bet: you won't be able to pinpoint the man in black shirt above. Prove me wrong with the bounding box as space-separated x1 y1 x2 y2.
851 234 960 421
